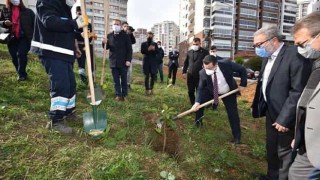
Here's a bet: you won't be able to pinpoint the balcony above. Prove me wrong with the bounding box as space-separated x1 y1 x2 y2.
212 22 233 27
212 0 233 4
239 2 258 8
212 33 232 39
238 35 254 40
212 10 232 15
239 24 256 29
238 46 254 51
239 13 258 19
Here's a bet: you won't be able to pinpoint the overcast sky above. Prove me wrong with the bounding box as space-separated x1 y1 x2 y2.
127 0 180 30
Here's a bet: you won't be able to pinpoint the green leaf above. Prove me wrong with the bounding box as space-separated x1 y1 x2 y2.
160 171 168 178
154 127 162 134
162 104 168 111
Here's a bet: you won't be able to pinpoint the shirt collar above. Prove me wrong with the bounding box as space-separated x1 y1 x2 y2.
271 42 284 60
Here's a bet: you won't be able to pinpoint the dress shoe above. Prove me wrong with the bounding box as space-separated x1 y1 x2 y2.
115 96 122 101
17 76 27 81
46 121 72 134
231 138 241 145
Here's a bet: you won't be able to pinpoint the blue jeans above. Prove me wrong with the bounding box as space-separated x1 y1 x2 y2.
40 57 76 122
7 37 31 78
111 67 128 97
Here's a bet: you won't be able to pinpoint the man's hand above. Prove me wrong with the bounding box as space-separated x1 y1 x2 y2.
125 61 131 67
75 49 82 58
4 20 12 26
102 38 108 44
272 122 289 132
148 45 155 51
76 15 89 29
182 73 187 79
191 103 200 112
291 139 295 149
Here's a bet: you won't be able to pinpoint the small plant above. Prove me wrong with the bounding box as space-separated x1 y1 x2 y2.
155 104 176 152
234 56 245 65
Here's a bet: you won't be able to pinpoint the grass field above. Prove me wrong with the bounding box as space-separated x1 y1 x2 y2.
0 44 267 179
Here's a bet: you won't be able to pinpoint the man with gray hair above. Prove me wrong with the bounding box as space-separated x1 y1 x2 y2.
251 25 311 179
289 11 320 179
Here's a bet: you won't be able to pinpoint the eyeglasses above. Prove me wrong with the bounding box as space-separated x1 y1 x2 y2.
295 40 309 48
253 37 274 48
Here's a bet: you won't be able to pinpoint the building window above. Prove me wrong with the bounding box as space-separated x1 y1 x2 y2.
203 18 210 28
212 28 232 38
283 15 296 23
110 12 119 17
238 41 254 51
240 8 257 19
283 25 292 33
239 20 257 29
284 5 297 14
238 30 254 40
94 16 105 21
262 12 278 22
241 0 257 7
93 9 104 14
93 2 103 7
110 5 119 10
263 1 278 10
212 16 232 26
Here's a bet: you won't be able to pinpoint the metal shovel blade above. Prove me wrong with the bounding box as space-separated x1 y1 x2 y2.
83 110 107 137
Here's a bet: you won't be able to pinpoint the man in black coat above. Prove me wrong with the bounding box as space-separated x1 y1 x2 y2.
192 55 247 144
141 31 158 95
209 45 224 61
156 41 165 83
251 26 311 180
168 46 179 85
182 37 209 104
103 19 132 101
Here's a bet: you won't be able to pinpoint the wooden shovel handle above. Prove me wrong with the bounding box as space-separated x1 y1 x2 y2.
100 15 110 86
80 0 96 105
176 80 257 119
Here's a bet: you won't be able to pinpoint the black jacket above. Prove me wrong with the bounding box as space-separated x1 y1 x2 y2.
31 0 78 62
157 47 164 64
141 40 158 74
251 44 311 129
169 50 179 67
75 23 93 43
104 31 133 68
182 47 209 76
195 60 247 103
0 7 35 41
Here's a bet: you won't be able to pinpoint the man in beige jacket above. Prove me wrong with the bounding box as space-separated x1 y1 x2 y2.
289 11 320 179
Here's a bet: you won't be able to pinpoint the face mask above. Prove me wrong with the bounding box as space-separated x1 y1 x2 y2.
157 44 161 48
112 25 121 33
10 0 20 6
255 47 270 58
210 52 217 56
205 69 215 76
191 45 199 51
66 0 76 7
297 33 320 59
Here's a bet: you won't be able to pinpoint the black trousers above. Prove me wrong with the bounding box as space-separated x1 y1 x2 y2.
265 110 294 180
195 92 241 141
187 73 199 105
168 65 178 85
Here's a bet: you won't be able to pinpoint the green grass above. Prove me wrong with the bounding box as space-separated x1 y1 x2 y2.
0 46 267 179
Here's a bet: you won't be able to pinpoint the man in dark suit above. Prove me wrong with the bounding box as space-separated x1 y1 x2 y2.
103 19 133 101
251 26 311 180
209 45 224 61
168 46 179 85
182 37 209 105
192 55 247 144
141 31 158 95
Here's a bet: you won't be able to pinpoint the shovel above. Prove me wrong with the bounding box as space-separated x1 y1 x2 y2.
100 15 110 90
174 80 257 119
81 0 107 136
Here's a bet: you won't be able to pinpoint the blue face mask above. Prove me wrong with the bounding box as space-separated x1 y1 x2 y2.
255 47 270 58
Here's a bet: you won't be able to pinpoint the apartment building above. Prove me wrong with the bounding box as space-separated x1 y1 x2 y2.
132 28 147 53
179 0 298 59
308 0 320 12
297 0 311 19
151 21 180 55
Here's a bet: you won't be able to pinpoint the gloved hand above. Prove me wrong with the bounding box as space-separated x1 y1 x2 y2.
76 15 88 29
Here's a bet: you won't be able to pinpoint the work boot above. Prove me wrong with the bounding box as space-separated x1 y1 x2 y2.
46 121 73 134
65 110 81 121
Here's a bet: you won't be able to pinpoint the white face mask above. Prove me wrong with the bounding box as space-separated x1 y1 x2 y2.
191 45 199 51
112 25 121 33
205 69 215 76
210 52 217 56
66 0 76 7
297 33 320 59
10 0 20 6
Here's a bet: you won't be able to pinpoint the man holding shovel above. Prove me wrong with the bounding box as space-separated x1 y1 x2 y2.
31 0 88 134
191 55 247 144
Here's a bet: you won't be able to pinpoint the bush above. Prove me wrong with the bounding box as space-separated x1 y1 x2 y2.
244 56 263 71
234 57 244 65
